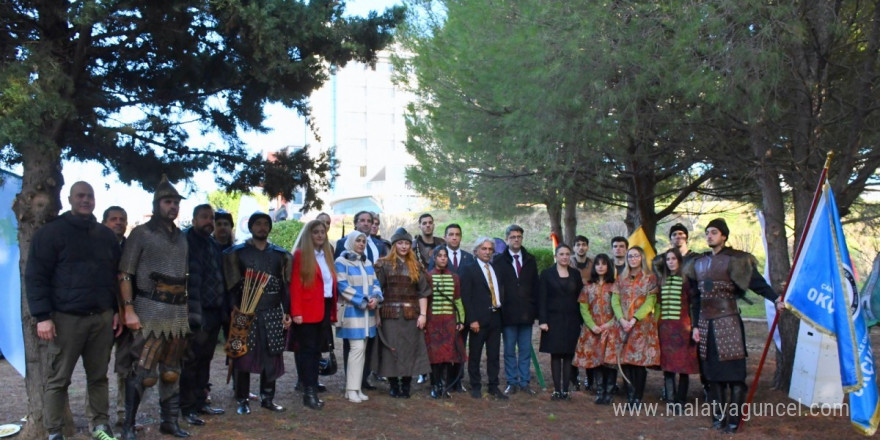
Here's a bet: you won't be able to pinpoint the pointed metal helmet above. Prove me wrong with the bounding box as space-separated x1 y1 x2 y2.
153 174 185 202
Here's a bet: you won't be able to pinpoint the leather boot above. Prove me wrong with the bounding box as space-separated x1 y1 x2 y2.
631 367 645 410
585 368 595 393
303 386 324 410
725 383 747 433
401 377 412 399
234 371 251 414
388 377 402 398
593 369 606 405
159 394 191 438
664 373 679 414
709 382 727 430
260 382 285 412
602 368 617 405
677 374 689 405
570 366 581 391
121 377 143 440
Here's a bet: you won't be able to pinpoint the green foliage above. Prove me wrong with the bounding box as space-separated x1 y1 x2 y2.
1 0 404 204
269 220 304 251
530 248 556 273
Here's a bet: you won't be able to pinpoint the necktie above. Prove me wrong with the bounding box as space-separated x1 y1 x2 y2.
453 251 459 268
514 254 522 278
485 263 498 308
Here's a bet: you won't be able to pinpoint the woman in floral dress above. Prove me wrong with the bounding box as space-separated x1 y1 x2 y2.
612 246 659 409
573 254 618 404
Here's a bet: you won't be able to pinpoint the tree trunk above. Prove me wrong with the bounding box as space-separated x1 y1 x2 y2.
546 198 563 246
752 126 794 392
562 195 578 246
13 144 65 439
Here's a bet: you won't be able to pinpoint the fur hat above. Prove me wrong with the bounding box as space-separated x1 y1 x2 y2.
390 227 413 244
705 218 729 238
247 211 272 232
668 223 689 239
153 174 185 202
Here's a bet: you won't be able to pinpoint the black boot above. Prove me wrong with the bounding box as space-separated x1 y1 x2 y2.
303 386 324 410
725 383 747 433
570 366 581 391
676 374 689 405
260 382 285 412
121 377 143 440
234 371 251 414
709 382 727 430
159 394 191 438
401 377 412 399
602 368 617 405
631 367 645 410
388 377 402 398
593 369 606 405
585 368 595 393
664 373 679 414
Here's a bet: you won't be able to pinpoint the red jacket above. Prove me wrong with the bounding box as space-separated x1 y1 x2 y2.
290 249 338 324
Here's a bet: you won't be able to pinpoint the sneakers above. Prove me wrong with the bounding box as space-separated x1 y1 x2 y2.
92 425 117 440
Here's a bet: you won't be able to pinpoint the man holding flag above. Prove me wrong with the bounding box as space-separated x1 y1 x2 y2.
685 218 783 433
784 182 880 435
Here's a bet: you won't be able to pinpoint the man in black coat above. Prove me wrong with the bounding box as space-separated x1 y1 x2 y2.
492 225 539 396
26 181 121 440
460 237 508 400
180 204 227 425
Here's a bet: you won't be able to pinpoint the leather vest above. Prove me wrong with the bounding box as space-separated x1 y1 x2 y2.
381 273 420 320
694 253 738 320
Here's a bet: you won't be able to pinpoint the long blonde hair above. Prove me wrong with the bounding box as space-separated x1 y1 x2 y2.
620 246 650 279
381 241 422 283
298 220 336 287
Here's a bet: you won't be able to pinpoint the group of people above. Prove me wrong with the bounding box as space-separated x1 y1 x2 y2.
24 178 781 440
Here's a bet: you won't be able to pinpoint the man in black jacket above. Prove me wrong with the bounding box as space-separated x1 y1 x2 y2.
180 204 227 426
26 181 122 440
492 225 540 396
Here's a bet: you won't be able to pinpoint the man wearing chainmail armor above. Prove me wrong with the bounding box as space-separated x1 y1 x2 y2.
118 176 195 439
685 218 783 434
223 212 292 415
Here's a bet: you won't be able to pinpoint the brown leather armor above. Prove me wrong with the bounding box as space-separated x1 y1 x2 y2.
694 252 746 361
381 274 420 320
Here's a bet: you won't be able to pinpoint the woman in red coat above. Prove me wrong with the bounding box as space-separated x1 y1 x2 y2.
290 219 337 410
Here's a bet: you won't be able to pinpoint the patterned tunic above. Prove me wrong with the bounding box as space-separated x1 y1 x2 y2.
573 281 618 368
425 268 466 364
657 275 699 374
609 271 660 367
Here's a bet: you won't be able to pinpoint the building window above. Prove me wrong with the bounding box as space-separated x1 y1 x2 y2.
360 166 367 177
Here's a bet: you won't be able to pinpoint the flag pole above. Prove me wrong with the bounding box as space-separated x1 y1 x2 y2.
740 151 833 429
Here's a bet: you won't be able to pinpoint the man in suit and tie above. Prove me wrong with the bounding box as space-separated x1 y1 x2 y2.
429 223 475 273
335 211 386 262
492 225 540 396
460 237 508 400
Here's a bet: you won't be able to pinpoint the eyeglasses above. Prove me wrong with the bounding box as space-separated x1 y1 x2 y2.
508 235 523 240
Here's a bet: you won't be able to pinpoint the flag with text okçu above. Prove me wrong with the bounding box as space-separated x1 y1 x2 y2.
784 184 880 435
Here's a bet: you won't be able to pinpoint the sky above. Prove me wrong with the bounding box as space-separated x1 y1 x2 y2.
50 0 403 223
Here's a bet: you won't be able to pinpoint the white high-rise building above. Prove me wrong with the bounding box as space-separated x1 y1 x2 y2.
301 49 427 215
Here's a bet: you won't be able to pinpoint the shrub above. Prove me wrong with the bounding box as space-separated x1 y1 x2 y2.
269 219 304 251
530 247 556 272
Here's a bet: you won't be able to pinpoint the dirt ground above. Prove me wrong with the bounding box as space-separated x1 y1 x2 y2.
1 321 877 440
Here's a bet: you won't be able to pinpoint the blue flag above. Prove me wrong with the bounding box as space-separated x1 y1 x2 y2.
785 185 880 435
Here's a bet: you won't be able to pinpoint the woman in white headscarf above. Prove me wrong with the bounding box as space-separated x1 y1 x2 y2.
334 232 383 403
